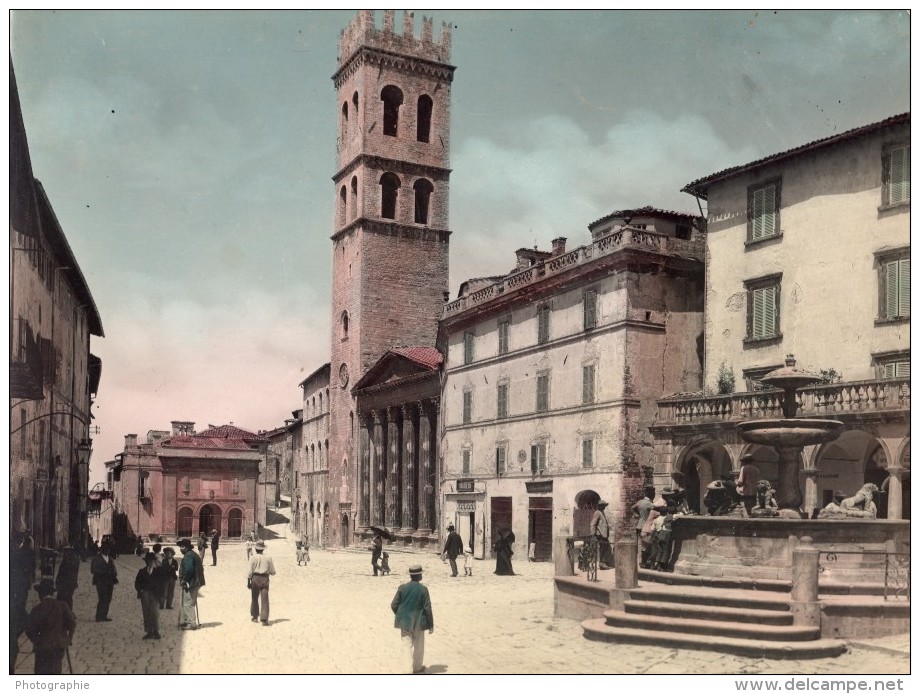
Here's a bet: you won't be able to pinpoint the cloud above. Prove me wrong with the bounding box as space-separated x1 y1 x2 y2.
448 110 758 291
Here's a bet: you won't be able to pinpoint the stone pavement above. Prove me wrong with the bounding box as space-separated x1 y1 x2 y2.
12 524 910 675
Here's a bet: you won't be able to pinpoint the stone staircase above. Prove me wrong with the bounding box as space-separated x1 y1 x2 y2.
582 582 848 659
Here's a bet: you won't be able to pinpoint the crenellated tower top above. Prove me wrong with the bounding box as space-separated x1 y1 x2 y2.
337 10 452 68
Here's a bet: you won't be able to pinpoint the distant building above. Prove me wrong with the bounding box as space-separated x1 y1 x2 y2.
652 114 910 519
9 59 104 551
108 422 266 542
262 411 302 511
439 209 705 559
296 364 331 546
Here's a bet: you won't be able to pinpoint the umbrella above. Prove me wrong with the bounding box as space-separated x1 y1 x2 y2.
369 526 393 540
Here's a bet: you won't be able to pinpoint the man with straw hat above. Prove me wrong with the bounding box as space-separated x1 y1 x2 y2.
391 564 434 674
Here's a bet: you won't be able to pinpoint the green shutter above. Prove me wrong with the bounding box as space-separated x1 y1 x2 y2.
584 291 597 328
886 261 900 318
752 286 776 338
899 258 910 317
890 146 911 204
752 186 776 239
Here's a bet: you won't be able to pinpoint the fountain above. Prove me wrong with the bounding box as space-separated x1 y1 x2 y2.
737 355 844 511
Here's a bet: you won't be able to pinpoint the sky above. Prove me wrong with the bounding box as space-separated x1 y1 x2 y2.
8 9 911 485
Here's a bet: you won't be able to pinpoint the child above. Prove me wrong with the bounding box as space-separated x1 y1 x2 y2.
379 551 391 576
245 536 253 561
463 545 474 576
296 540 310 566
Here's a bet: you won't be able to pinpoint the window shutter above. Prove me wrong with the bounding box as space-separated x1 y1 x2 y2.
530 445 538 475
884 362 896 379
889 146 911 204
899 258 910 317
584 291 597 329
886 261 900 318
752 288 765 337
752 186 776 239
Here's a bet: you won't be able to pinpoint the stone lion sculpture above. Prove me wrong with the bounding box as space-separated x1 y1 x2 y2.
819 483 879 519
750 479 779 518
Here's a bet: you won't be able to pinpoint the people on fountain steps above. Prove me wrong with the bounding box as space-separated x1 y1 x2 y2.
736 453 761 516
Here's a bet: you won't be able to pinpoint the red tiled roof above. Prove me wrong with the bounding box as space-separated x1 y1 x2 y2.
194 424 265 442
589 206 700 229
682 113 910 198
391 346 443 370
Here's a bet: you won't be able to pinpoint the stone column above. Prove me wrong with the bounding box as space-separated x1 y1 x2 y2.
418 400 435 532
885 467 905 520
358 416 372 527
610 538 639 611
790 536 821 628
386 407 401 528
402 404 417 530
372 411 386 526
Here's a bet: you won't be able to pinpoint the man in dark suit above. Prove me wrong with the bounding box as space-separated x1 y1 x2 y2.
391 564 433 674
25 578 76 674
210 529 220 566
90 544 118 622
178 539 205 630
442 524 464 577
134 552 167 640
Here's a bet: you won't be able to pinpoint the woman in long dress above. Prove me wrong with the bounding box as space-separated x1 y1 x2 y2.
493 531 515 576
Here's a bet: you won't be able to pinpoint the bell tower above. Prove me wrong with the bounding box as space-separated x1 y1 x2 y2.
328 10 454 543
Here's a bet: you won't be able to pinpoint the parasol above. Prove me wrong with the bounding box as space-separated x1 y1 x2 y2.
369 526 393 541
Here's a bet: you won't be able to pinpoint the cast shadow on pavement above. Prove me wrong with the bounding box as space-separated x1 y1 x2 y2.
425 664 448 674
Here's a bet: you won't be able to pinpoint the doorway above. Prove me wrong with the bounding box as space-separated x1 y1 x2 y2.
199 504 221 536
528 497 553 561
490 496 512 556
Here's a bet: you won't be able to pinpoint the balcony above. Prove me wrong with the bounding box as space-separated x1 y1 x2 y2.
443 227 704 319
656 377 910 427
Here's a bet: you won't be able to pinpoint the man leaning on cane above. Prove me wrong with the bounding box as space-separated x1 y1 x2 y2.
177 538 205 630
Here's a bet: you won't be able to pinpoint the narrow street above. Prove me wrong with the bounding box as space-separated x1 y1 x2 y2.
13 508 909 675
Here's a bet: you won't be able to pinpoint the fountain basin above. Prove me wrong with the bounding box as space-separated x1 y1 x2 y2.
738 418 844 447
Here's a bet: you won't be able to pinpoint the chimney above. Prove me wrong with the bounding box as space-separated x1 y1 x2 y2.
515 249 532 271
551 237 567 256
124 434 138 448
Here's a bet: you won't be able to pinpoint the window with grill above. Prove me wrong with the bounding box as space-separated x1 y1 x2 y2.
497 383 509 419
463 332 474 365
498 320 509 355
462 390 472 424
582 364 596 404
745 275 782 341
537 304 550 344
883 144 910 206
881 257 910 320
747 180 781 242
583 289 598 329
462 449 471 475
582 438 594 469
536 372 549 412
495 446 506 476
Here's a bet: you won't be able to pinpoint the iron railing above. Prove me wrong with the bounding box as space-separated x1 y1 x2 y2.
819 550 910 601
565 535 603 582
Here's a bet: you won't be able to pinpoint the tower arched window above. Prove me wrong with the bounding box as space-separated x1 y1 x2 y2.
319 392 323 413
350 176 358 220
381 85 403 137
413 178 434 224
352 91 359 114
341 311 349 340
339 185 347 227
341 101 348 133
417 94 433 143
380 173 401 220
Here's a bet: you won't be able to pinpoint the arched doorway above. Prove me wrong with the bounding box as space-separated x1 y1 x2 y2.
177 507 193 538
199 504 221 536
813 430 885 512
227 508 243 538
340 513 350 547
573 489 601 536
677 440 732 514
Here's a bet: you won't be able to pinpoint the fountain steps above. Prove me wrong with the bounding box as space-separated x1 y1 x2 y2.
638 567 888 597
582 583 847 659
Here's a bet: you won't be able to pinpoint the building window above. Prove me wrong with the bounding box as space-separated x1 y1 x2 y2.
747 179 781 242
339 186 347 227
878 253 910 321
416 94 432 143
536 372 549 412
745 274 782 341
583 289 598 329
462 449 471 475
138 472 150 499
530 443 546 475
882 143 910 206
350 176 358 220
582 364 596 404
463 331 474 364
462 390 472 425
341 311 349 340
495 446 506 476
676 224 692 240
232 478 241 495
497 383 509 419
582 438 594 469
380 173 401 220
381 85 403 137
537 304 550 344
413 179 433 224
498 319 510 355
873 351 910 379
742 364 782 392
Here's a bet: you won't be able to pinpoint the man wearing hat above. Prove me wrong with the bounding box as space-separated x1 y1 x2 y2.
25 578 76 674
441 524 464 578
160 546 179 610
589 500 613 570
177 538 205 630
210 529 220 566
391 564 434 674
736 453 761 515
89 542 118 622
135 552 167 640
247 540 276 625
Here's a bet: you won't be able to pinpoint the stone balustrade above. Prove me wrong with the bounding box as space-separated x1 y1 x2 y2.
442 227 703 318
657 377 910 425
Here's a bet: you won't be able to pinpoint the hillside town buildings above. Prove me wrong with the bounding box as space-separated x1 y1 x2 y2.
10 60 104 553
